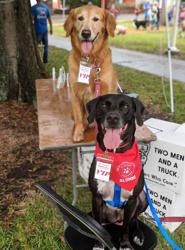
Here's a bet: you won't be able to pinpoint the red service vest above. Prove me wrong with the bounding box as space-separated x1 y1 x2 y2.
95 140 142 191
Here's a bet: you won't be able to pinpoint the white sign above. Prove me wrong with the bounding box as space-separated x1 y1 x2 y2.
140 118 185 194
143 140 184 193
95 161 111 182
77 146 95 183
144 180 185 232
77 62 91 84
140 118 185 232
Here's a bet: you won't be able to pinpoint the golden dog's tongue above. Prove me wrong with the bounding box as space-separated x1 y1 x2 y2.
103 129 121 150
81 41 92 55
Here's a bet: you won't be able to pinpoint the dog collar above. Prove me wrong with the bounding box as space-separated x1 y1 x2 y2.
95 140 142 191
94 65 101 97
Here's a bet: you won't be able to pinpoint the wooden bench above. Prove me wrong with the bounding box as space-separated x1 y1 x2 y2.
36 79 95 150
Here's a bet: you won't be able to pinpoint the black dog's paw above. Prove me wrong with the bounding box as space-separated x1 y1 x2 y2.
133 231 144 246
93 243 105 250
119 241 134 250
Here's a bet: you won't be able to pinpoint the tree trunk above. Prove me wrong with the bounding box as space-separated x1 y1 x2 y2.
0 0 46 103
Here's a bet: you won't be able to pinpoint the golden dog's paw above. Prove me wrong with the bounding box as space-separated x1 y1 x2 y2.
73 129 84 142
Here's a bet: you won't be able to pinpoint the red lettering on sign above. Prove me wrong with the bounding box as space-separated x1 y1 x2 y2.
80 73 89 79
97 169 110 176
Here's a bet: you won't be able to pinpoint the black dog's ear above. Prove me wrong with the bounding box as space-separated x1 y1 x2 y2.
132 98 145 126
86 97 100 123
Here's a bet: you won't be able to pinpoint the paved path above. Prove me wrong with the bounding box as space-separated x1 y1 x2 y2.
49 35 185 83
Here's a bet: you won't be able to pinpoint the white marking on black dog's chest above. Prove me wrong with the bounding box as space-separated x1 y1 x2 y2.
96 179 133 204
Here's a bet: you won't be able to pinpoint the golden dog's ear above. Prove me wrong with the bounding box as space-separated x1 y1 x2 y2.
64 9 75 36
105 11 116 37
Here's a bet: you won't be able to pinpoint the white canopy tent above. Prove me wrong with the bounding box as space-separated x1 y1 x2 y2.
164 0 174 113
171 0 181 52
164 0 182 113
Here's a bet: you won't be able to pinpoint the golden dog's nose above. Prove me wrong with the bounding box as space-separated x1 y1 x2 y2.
81 29 91 40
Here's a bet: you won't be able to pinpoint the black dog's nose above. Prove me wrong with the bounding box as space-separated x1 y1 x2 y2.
81 29 91 40
106 113 120 125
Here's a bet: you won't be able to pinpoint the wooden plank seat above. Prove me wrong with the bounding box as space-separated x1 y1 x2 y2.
36 79 95 150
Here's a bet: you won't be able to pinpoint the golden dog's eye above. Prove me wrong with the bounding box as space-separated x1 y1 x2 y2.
78 16 84 21
93 17 99 22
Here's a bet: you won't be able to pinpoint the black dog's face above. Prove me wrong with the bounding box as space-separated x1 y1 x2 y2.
89 94 134 128
87 94 145 150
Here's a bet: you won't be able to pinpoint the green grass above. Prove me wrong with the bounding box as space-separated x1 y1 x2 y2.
53 19 185 59
116 65 185 123
53 23 66 37
0 47 185 249
46 47 185 123
0 179 92 250
0 194 66 250
0 188 184 250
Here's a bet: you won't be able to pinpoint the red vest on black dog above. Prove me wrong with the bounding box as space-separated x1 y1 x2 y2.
95 140 142 191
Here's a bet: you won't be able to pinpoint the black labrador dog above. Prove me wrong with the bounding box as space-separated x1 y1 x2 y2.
134 20 147 30
87 94 148 250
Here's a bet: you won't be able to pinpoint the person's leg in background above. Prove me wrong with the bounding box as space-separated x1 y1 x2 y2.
35 33 45 62
156 8 160 30
36 32 42 45
42 32 48 64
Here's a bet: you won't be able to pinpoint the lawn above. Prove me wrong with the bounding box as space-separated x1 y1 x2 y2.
53 19 185 60
0 47 185 250
46 47 185 123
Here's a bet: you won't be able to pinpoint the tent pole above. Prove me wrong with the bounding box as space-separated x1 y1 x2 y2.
164 0 174 113
171 0 181 52
62 0 66 17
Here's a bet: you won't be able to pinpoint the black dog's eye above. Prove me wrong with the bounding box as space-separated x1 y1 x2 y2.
93 17 99 22
78 16 84 21
101 103 107 110
101 101 111 111
120 103 129 113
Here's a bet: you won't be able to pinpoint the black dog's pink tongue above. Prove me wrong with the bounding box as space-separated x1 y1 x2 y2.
103 129 121 150
81 41 92 55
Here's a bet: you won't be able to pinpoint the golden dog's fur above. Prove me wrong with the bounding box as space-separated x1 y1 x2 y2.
64 5 117 142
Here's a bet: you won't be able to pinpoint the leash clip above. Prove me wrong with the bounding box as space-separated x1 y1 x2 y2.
81 56 90 63
94 65 101 97
103 150 109 158
95 67 101 82
85 56 89 63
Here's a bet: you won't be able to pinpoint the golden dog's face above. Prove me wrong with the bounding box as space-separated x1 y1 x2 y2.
75 7 104 42
64 5 116 55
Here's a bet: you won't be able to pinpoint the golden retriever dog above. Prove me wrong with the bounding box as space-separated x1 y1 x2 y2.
64 5 117 142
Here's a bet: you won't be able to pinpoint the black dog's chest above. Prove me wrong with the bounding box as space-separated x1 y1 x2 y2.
96 179 133 204
94 140 142 200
